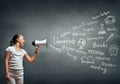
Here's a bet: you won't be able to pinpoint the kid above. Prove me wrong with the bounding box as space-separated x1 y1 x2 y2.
4 34 40 84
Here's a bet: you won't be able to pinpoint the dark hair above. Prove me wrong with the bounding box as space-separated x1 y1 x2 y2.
10 34 22 46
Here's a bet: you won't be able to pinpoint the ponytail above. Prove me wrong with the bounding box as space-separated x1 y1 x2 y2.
9 34 22 46
10 40 14 46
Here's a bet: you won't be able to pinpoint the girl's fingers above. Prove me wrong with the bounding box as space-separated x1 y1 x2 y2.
35 47 40 53
6 75 10 81
35 44 40 48
7 78 10 81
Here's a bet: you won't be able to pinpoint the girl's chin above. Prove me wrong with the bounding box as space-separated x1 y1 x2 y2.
20 44 24 47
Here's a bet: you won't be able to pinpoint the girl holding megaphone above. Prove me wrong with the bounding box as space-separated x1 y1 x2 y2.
4 34 40 84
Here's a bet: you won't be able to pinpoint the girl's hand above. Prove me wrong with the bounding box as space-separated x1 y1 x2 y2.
5 73 10 81
34 46 40 54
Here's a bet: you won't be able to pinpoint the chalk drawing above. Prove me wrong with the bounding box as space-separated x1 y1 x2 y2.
81 56 94 64
53 36 76 45
83 28 94 33
77 38 86 49
86 36 104 41
67 52 77 61
98 24 106 35
61 46 87 55
73 22 85 30
95 56 110 61
92 11 110 20
60 31 71 37
106 33 114 42
49 44 62 53
72 32 86 37
101 62 116 67
88 49 105 56
93 42 107 48
108 44 119 56
105 15 115 25
107 27 116 31
50 10 118 74
90 65 107 74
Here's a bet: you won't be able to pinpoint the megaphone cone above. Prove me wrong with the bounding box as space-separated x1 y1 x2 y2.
32 39 47 47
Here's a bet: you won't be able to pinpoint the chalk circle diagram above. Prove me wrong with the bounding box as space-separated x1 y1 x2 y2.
77 38 86 49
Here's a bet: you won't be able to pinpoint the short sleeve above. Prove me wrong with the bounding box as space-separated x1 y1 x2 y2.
21 49 27 55
5 46 12 52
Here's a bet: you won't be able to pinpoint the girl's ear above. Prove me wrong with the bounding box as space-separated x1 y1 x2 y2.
16 38 19 42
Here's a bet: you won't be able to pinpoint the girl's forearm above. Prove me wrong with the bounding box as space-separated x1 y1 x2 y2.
30 47 39 63
25 47 40 63
30 53 38 63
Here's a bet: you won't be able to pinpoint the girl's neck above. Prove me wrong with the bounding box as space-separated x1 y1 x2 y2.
14 43 21 49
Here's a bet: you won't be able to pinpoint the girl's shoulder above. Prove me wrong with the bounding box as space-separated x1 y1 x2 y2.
5 46 14 52
21 48 27 54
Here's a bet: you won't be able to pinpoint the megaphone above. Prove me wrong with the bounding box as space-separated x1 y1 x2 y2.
32 39 47 47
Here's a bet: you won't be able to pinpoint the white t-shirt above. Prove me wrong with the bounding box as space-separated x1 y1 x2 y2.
5 46 27 70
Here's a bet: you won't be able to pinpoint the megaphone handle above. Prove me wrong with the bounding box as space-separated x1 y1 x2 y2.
35 44 40 48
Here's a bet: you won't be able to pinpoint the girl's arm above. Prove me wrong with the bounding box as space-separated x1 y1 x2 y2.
4 51 10 81
4 51 10 74
24 47 40 63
